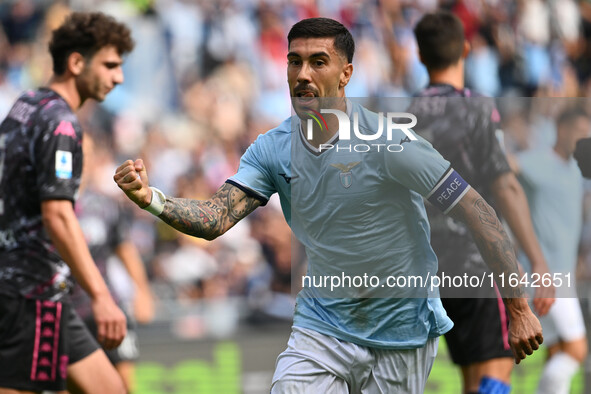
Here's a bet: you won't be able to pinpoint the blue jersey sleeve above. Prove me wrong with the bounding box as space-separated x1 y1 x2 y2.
385 135 450 195
227 134 276 204
385 135 470 213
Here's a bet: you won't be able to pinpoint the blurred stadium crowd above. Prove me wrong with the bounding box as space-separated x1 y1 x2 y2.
2 0 591 340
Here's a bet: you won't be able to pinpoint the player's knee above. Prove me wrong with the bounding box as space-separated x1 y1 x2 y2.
479 376 510 394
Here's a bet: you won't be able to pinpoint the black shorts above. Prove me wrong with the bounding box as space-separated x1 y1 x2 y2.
442 296 513 365
82 314 139 365
0 295 99 391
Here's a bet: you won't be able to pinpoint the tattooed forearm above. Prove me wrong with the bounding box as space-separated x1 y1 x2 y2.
474 198 501 230
158 183 262 241
450 193 525 301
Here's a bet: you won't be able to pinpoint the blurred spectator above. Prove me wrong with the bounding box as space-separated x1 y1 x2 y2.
73 134 155 392
512 106 590 394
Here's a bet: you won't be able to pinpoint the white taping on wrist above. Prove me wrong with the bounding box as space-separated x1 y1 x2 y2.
143 187 166 216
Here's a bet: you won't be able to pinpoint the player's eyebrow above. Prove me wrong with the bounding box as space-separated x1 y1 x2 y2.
287 51 330 59
104 61 122 68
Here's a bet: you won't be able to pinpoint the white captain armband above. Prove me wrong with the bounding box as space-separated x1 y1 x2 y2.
143 187 166 216
426 168 471 214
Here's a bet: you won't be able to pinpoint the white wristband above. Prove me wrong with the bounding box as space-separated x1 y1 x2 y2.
143 187 166 216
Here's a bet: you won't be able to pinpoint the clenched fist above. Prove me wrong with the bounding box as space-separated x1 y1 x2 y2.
113 159 151 208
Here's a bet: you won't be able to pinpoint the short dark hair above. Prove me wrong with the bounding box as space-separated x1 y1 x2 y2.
288 17 355 63
49 12 134 75
414 11 465 71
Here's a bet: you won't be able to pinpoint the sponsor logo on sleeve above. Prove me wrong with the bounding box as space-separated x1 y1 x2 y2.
53 121 77 140
278 173 293 183
55 150 72 179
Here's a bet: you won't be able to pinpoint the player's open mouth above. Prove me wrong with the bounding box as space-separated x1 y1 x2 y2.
295 91 317 105
296 91 315 97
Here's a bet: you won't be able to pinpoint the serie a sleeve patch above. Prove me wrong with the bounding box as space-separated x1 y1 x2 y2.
426 168 471 214
55 150 72 179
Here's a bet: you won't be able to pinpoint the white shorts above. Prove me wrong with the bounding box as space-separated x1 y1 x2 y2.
271 326 438 393
540 297 586 346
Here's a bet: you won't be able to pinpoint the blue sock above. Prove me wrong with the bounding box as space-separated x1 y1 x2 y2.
479 376 511 394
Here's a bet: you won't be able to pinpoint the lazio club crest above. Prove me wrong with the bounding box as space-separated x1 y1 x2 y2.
330 161 361 188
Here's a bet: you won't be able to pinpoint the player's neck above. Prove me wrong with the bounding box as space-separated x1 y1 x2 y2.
428 64 464 91
47 75 83 111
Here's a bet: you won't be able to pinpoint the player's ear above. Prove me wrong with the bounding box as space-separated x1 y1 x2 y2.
339 62 353 89
67 52 86 76
462 40 470 58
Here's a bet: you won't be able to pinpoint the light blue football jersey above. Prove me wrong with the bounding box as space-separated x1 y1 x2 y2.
517 149 583 280
229 101 470 349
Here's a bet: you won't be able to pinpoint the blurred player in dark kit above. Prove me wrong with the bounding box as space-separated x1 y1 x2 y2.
0 12 133 394
411 11 554 394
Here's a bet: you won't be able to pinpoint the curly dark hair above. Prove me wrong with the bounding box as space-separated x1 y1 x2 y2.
49 12 134 75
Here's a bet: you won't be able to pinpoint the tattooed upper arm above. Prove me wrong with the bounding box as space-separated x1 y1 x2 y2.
158 183 263 241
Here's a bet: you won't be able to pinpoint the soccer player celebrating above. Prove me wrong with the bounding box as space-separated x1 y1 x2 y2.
410 11 554 394
115 17 542 392
0 12 133 394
